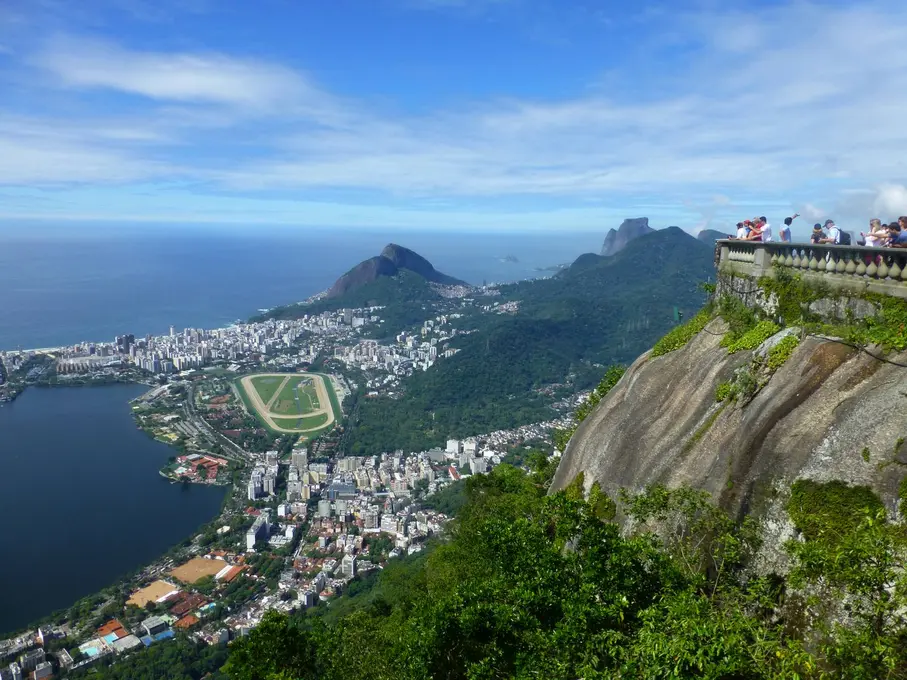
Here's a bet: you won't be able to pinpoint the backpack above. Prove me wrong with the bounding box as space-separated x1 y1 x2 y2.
838 231 852 246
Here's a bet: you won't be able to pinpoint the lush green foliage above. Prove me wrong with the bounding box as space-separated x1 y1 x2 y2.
855 295 907 351
787 479 884 548
715 381 734 402
95 463 907 680
766 334 801 370
651 307 712 357
221 467 907 680
421 478 468 517
721 320 781 353
758 267 823 327
70 635 228 680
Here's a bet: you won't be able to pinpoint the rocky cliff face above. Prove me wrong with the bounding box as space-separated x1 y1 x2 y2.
551 319 907 567
600 218 656 257
327 243 466 298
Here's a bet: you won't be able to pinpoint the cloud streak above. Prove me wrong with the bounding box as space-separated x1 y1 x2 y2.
4 1 907 229
33 36 316 111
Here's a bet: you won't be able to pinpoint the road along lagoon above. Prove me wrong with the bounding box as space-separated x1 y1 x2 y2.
236 373 342 435
0 384 226 635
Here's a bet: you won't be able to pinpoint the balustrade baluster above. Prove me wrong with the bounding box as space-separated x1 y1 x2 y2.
878 257 890 280
835 251 847 274
844 252 857 275
866 259 878 278
808 250 819 271
889 255 902 281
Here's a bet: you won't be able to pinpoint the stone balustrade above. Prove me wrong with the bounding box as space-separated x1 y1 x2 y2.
717 240 907 300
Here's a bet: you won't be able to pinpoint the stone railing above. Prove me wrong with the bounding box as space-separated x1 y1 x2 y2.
717 240 907 299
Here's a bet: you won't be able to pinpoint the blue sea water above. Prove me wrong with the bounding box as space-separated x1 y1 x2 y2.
0 226 602 350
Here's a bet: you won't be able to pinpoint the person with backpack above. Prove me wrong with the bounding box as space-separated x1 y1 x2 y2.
819 219 850 245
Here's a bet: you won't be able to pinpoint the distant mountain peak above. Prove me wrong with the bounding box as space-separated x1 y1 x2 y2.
600 217 655 257
696 228 729 244
327 244 466 298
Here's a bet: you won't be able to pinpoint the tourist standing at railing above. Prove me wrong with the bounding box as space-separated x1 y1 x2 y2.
759 216 773 242
888 223 907 248
735 222 747 239
863 219 888 247
810 224 827 244
817 219 842 245
779 214 799 242
744 220 764 242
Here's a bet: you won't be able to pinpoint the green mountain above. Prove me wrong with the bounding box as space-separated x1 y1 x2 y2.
697 228 729 243
328 243 466 298
345 227 714 453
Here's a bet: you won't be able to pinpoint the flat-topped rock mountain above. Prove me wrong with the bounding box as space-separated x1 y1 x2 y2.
600 218 656 257
327 244 467 298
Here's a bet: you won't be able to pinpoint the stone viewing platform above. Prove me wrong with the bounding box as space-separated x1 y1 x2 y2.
717 240 907 300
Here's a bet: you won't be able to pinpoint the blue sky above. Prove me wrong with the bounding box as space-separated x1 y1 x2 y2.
2 0 907 234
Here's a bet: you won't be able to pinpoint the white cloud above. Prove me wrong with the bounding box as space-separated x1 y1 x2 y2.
871 184 907 218
33 36 320 112
6 1 907 228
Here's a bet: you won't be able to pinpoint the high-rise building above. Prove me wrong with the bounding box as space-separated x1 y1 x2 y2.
247 468 264 500
291 449 308 470
246 513 270 551
341 554 357 579
317 500 332 518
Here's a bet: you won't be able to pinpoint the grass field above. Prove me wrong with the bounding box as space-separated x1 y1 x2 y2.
250 375 285 406
272 412 330 430
270 377 321 417
236 372 342 436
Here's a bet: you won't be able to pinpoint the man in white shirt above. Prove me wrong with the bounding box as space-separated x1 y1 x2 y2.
759 216 772 242
819 219 841 244
735 222 747 239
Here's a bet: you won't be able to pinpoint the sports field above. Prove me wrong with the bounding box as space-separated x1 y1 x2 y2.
127 580 180 607
170 557 226 584
236 372 341 435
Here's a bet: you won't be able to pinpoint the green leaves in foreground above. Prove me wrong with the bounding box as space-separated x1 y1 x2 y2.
651 308 712 357
224 475 824 680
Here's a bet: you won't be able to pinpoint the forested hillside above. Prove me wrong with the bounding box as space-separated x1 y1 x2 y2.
217 462 907 679
345 228 713 452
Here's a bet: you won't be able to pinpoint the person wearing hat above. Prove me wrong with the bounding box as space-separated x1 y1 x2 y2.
810 223 826 244
818 219 841 244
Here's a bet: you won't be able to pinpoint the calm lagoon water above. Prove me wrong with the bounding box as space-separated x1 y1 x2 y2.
0 384 227 635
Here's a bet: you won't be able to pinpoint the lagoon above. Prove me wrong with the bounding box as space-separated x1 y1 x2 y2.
0 384 227 635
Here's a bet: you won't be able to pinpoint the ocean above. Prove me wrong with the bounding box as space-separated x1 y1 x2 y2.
0 226 604 350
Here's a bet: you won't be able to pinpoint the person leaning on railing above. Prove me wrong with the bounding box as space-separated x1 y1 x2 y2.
887 222 907 248
862 219 888 247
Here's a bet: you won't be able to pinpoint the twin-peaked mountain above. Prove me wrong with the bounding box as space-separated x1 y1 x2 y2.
600 218 655 256
327 244 466 298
